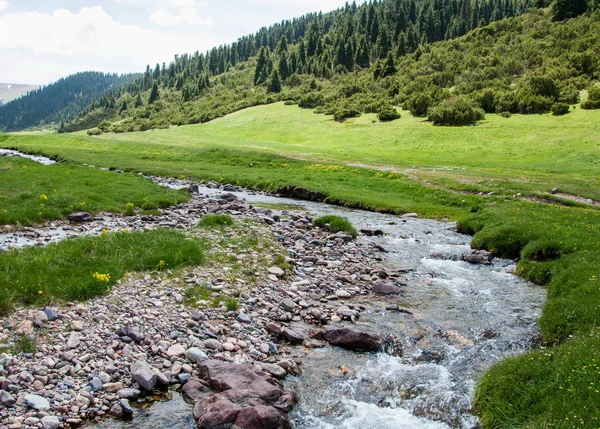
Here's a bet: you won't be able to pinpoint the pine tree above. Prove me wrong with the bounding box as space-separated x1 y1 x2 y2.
278 55 290 81
267 69 282 93
380 53 397 78
552 0 587 21
148 83 160 104
134 93 143 108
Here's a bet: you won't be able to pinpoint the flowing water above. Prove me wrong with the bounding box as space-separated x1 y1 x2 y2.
0 153 546 428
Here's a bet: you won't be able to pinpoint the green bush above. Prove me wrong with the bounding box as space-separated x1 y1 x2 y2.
333 108 361 122
377 105 401 122
581 85 600 109
198 214 235 227
313 215 357 238
87 128 103 136
298 92 324 109
550 102 570 116
427 96 485 126
517 92 554 114
404 93 433 117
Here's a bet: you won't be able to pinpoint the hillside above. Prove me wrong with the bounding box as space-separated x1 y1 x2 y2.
0 72 138 132
63 0 548 133
0 83 41 106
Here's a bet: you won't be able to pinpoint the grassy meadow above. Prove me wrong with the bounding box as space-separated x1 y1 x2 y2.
2 103 600 427
0 156 187 225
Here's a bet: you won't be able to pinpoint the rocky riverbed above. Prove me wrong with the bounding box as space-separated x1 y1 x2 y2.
0 183 425 429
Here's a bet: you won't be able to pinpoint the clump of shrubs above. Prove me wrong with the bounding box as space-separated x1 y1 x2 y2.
581 86 600 110
87 128 103 136
428 96 485 126
333 108 361 122
377 105 401 122
551 103 570 116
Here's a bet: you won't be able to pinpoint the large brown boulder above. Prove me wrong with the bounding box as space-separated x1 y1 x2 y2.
186 360 297 429
323 327 382 352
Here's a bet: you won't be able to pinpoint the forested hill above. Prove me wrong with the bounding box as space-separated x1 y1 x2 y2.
65 0 600 133
0 72 138 132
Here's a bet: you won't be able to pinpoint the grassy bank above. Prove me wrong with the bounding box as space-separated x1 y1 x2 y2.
0 156 187 225
2 103 600 427
0 229 204 315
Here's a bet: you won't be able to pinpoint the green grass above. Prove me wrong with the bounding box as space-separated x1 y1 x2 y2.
0 229 205 315
0 156 187 225
2 103 600 427
198 214 235 227
10 334 37 354
313 215 358 238
476 333 600 429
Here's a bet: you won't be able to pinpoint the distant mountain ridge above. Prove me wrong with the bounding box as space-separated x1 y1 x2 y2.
0 72 139 132
0 83 41 106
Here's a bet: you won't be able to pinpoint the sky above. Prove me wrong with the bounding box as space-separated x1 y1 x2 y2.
0 0 350 85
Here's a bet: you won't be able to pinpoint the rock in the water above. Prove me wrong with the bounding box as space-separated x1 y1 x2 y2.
41 415 61 429
461 249 493 265
120 399 134 415
235 405 291 429
402 213 418 218
323 327 382 352
281 328 304 345
131 360 157 391
372 281 402 295
68 212 93 222
193 360 295 429
110 403 124 418
24 394 50 411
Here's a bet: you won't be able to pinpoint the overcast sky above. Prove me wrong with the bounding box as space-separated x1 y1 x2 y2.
0 0 350 85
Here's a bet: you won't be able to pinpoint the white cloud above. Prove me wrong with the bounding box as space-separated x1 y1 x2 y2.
0 6 211 83
0 1 10 13
114 0 136 4
150 7 212 27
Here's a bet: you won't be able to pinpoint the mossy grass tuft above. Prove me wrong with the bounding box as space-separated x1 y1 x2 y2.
313 215 357 238
11 334 37 354
0 229 205 315
198 214 235 227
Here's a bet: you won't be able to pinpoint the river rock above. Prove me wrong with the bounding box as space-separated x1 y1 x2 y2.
0 390 16 407
43 307 59 321
66 331 81 348
281 327 304 345
117 388 140 399
186 347 209 363
461 249 493 265
41 415 61 429
120 399 134 415
67 212 93 222
192 360 295 429
268 266 285 277
323 327 382 352
167 344 186 357
131 360 157 391
372 281 402 295
24 394 50 411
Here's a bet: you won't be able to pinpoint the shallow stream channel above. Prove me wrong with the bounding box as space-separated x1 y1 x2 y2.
1 151 546 428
